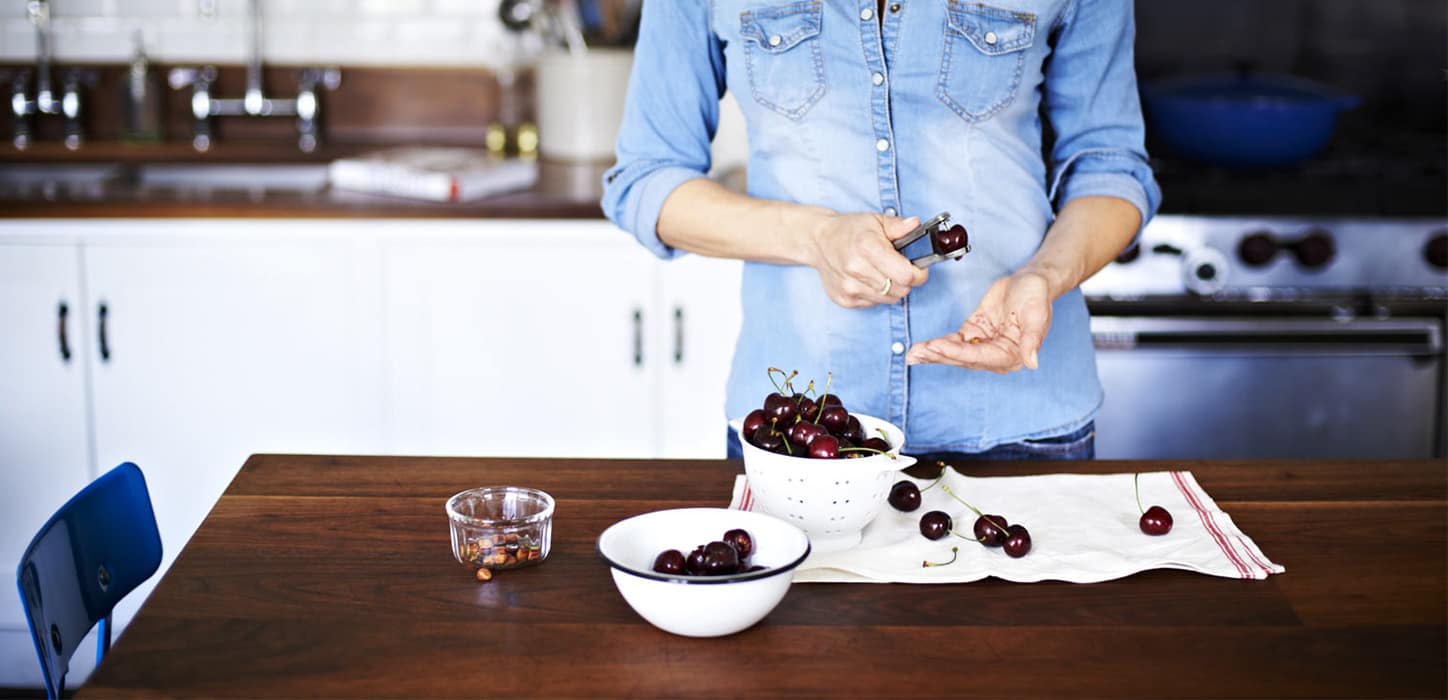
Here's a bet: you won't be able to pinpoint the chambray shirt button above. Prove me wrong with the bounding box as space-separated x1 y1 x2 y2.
884 207 897 216
891 342 906 355
768 34 782 47
876 138 890 152
860 7 873 21
984 31 999 45
872 72 885 86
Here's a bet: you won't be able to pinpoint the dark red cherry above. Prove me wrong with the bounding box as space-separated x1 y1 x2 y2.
743 565 766 573
789 421 826 448
741 409 767 440
838 415 865 443
808 434 840 459
723 528 754 560
750 426 785 452
932 224 969 256
888 480 921 512
797 397 819 423
652 549 685 575
1139 506 1173 535
819 405 849 433
1003 525 1032 558
919 510 952 540
702 540 740 575
685 546 708 575
819 394 843 408
763 392 797 423
860 437 890 453
973 514 1008 547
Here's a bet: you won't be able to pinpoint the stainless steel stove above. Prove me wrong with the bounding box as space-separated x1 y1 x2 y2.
1082 215 1447 459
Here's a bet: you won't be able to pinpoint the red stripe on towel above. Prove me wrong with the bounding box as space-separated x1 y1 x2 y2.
1235 534 1275 575
1171 471 1251 579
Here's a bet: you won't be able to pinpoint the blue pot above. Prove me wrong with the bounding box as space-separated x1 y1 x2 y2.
1142 74 1360 169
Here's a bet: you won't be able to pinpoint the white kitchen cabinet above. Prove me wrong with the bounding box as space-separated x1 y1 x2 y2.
0 243 94 687
81 228 385 633
382 222 660 458
653 255 743 458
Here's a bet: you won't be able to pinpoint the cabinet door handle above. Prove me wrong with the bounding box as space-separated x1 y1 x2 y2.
673 306 684 365
97 302 111 362
632 308 644 367
57 301 71 363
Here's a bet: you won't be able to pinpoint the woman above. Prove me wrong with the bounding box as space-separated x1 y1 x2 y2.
602 0 1160 459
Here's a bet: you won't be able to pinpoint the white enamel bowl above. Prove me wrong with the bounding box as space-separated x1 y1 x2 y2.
596 507 810 638
730 413 917 553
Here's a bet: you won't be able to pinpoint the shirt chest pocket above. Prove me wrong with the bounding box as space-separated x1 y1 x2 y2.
740 1 826 120
936 2 1036 123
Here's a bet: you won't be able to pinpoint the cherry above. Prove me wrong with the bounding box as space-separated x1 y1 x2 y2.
742 565 766 573
973 514 1009 547
819 394 843 408
860 437 890 453
684 546 708 575
750 426 786 453
888 480 922 512
763 392 797 423
1140 506 1173 535
919 510 952 540
652 549 686 575
1134 473 1174 535
819 405 849 433
741 409 767 440
788 421 826 448
838 415 865 443
932 224 969 256
702 541 740 575
808 434 841 459
797 396 819 423
1002 525 1031 558
723 528 754 560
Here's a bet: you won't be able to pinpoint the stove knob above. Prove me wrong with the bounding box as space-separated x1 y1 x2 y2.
1292 230 1336 269
1238 232 1279 267
1426 231 1448 270
1115 243 1141 264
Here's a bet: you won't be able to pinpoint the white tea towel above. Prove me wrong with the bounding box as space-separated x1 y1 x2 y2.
727 467 1284 583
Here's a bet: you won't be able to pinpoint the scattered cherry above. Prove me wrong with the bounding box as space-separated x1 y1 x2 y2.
1140 505 1173 536
1002 525 1032 558
888 480 922 512
1134 473 1174 536
919 510 952 540
652 549 685 575
973 514 1008 547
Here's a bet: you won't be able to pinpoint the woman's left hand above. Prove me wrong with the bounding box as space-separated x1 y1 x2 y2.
905 271 1053 373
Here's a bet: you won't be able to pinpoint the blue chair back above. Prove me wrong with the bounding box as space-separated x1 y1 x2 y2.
15 462 162 699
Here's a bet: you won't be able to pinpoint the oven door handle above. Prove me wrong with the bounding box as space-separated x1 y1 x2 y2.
1090 317 1444 357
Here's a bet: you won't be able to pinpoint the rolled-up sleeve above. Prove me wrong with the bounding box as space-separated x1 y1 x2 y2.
600 0 726 259
1043 0 1162 230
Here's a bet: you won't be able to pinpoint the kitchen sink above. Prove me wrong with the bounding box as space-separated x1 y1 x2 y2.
135 164 331 193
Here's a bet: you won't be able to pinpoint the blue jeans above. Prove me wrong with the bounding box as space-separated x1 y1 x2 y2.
726 422 1095 461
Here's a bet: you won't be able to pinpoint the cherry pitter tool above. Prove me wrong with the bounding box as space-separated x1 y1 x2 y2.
893 211 971 267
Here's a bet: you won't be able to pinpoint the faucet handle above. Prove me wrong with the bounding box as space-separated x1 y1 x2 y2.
298 67 341 92
167 65 217 90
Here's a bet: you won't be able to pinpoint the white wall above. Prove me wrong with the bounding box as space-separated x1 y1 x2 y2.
0 0 540 67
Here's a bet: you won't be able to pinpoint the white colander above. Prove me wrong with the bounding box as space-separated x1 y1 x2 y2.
730 413 917 553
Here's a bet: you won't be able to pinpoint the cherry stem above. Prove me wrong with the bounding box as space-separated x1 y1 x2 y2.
815 372 834 425
1134 473 1144 515
838 446 897 460
941 485 1007 533
922 546 959 568
796 380 816 406
766 367 797 396
949 530 986 543
918 473 945 494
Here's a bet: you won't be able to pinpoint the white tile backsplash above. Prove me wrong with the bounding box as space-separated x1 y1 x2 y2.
0 0 514 65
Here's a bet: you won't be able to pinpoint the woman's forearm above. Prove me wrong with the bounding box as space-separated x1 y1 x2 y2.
1018 195 1142 299
655 178 834 265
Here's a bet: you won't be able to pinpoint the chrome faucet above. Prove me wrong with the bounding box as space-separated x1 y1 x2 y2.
168 0 341 152
8 0 96 150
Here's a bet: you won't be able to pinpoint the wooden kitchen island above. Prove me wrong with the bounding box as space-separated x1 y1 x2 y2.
78 456 1446 699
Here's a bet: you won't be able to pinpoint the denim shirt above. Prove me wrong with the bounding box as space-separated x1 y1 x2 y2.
602 0 1161 452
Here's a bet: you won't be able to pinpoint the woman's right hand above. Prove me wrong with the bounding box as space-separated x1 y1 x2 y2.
807 213 930 308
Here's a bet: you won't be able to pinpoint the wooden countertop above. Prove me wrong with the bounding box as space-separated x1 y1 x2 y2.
79 456 1447 699
0 157 606 219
